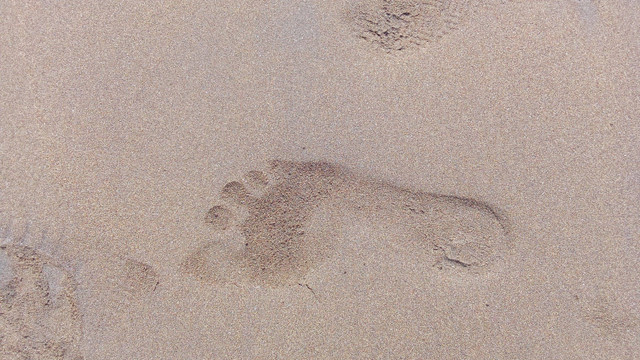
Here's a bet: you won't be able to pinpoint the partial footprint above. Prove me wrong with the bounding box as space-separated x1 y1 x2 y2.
343 0 483 52
120 258 159 296
0 244 83 360
181 160 511 288
0 212 160 358
580 291 640 340
78 249 160 307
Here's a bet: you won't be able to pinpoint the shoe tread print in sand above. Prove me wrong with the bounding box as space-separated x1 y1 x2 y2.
0 242 83 360
181 160 511 288
344 0 486 52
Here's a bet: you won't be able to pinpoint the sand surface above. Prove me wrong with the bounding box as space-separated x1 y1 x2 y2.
1 0 639 359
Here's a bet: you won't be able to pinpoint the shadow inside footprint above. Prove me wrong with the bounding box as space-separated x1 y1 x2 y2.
182 160 512 289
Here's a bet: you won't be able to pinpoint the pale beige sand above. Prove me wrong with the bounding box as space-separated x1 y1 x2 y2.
1 0 639 358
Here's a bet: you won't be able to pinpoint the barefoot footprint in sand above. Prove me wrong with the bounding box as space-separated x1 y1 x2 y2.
181 160 511 288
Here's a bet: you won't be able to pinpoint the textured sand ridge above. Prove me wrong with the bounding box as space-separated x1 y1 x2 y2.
343 0 604 52
344 0 484 51
181 160 511 287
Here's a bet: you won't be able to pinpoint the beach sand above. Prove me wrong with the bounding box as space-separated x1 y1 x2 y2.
1 0 639 358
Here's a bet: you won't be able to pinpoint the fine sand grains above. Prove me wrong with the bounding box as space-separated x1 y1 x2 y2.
181 159 511 288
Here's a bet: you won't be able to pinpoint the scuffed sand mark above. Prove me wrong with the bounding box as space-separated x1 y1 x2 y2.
0 244 84 360
343 0 483 52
